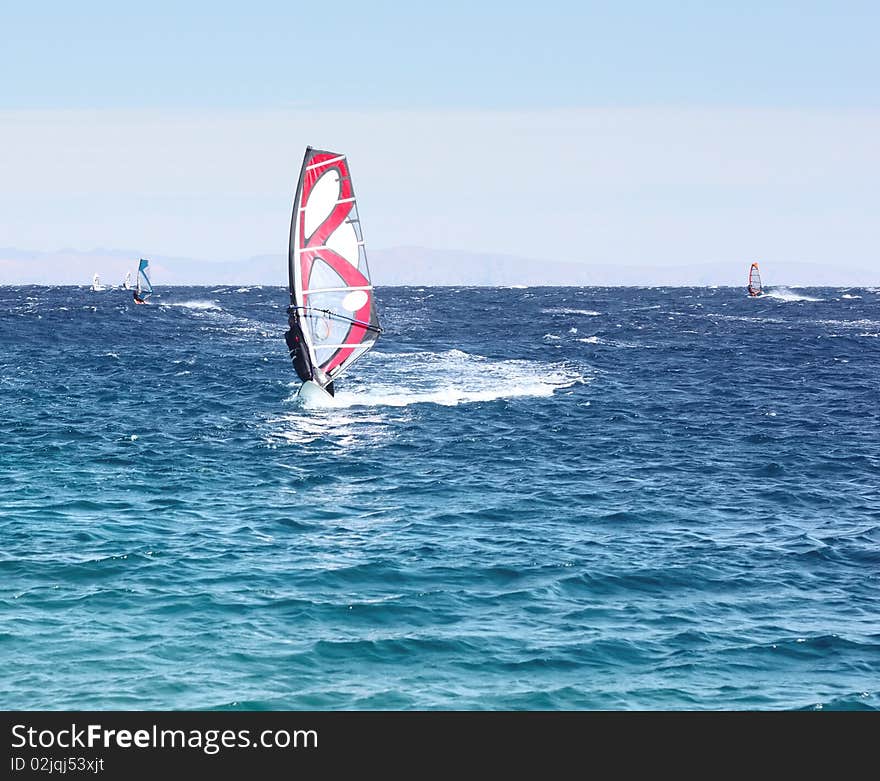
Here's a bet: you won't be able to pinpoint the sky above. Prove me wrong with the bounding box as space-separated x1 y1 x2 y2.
1 1 878 278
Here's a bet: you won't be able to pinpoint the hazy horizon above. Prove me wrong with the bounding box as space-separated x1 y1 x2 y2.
1 245 876 287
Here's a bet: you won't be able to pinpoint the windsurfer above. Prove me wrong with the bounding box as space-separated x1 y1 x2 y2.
286 309 335 395
285 310 312 382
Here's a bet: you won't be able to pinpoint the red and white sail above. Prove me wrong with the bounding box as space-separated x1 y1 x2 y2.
288 147 381 383
747 262 763 297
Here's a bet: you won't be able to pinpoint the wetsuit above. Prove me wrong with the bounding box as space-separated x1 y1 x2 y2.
285 312 336 396
285 315 313 383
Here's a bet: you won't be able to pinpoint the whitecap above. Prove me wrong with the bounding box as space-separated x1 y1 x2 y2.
165 300 221 311
543 307 601 316
764 287 823 302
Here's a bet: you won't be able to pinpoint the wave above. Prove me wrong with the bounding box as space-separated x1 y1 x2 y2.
815 317 880 332
764 287 823 302
709 314 785 324
542 308 602 316
266 410 393 446
163 300 222 311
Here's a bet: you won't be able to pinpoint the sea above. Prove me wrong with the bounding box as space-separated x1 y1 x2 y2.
1 284 878 710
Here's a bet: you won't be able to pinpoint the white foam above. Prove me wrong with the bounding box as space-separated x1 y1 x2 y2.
709 314 785 324
267 411 392 446
816 318 880 331
543 307 602 316
841 294 862 300
165 300 222 311
764 287 823 302
285 349 585 411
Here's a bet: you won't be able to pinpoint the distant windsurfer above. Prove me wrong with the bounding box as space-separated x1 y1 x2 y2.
747 262 763 297
132 259 152 304
285 308 334 396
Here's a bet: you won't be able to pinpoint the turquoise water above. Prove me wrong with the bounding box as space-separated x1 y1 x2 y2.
1 284 878 709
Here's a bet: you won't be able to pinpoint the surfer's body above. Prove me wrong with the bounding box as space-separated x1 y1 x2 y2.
285 309 334 396
285 314 312 382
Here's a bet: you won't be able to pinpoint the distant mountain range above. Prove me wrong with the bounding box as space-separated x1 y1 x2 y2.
0 246 876 287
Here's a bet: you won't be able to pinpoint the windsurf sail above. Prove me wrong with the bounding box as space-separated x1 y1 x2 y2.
747 262 763 297
91 273 105 291
123 271 132 290
135 258 153 302
287 146 381 387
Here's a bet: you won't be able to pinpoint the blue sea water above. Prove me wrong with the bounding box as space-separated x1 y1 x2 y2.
1 284 878 710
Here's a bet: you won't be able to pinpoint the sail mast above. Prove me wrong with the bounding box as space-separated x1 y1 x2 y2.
288 147 311 309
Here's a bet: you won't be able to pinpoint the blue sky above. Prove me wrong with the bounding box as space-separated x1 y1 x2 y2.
1 2 878 276
3 1 878 109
